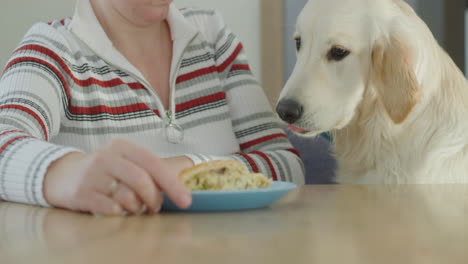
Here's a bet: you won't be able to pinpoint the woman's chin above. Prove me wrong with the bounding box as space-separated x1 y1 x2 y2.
135 6 170 24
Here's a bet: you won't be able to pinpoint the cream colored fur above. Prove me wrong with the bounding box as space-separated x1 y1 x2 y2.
279 0 468 183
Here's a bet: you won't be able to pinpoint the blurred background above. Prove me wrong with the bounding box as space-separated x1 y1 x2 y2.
0 0 466 183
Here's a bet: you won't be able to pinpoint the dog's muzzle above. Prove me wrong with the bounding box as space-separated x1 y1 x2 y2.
276 99 303 124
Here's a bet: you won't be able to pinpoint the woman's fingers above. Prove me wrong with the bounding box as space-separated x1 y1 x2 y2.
152 187 164 213
110 140 192 209
150 159 191 209
105 156 160 211
45 139 179 216
78 192 123 216
112 184 144 214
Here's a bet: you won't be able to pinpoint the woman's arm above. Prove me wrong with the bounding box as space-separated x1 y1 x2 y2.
185 12 305 184
0 24 80 206
0 23 191 215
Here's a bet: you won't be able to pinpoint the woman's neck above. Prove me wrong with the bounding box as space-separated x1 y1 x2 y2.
90 0 172 63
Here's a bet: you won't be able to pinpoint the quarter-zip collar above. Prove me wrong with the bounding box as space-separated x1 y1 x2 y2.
68 0 199 113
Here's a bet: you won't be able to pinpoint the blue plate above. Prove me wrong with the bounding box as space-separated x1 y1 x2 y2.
162 181 297 212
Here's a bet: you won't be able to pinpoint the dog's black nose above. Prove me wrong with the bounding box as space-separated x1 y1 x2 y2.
276 99 303 124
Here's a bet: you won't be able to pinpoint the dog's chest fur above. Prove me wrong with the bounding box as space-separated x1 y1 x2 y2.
333 91 468 184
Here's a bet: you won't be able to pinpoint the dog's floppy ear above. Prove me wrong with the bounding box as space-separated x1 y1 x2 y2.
371 34 421 124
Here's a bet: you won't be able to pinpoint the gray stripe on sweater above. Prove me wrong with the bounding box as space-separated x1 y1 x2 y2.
22 34 215 74
181 52 213 68
1 91 54 123
21 35 102 63
0 98 51 133
232 153 253 172
195 153 209 163
0 136 31 201
235 122 283 139
4 62 70 110
3 67 152 110
182 10 216 17
2 68 62 108
174 85 222 104
0 118 35 136
72 83 150 96
215 33 236 61
275 151 293 182
242 137 290 153
69 95 146 108
175 74 221 90
215 27 228 46
21 34 71 54
269 153 287 182
251 153 272 180
60 122 164 135
186 41 215 53
232 112 276 127
181 111 230 130
31 146 64 204
224 79 258 93
0 108 46 139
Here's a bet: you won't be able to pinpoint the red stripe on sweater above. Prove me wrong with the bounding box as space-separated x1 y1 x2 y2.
176 92 226 112
0 105 48 141
4 57 71 99
0 130 22 135
0 130 26 137
230 64 250 72
13 45 144 90
251 151 278 181
240 133 288 150
128 82 146 90
0 136 31 154
68 103 151 115
70 77 144 89
4 56 152 117
176 43 244 84
217 43 243 72
176 66 218 84
286 148 301 157
235 152 259 173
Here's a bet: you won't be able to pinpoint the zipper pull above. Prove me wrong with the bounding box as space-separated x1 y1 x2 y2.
164 110 184 144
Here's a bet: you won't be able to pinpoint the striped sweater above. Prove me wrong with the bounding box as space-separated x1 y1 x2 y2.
0 1 305 207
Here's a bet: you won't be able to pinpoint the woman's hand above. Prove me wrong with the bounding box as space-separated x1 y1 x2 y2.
43 139 193 216
163 155 195 178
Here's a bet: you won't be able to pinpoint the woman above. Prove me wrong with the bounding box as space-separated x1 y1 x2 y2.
0 0 304 215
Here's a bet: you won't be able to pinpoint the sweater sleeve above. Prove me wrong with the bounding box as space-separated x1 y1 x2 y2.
0 23 81 206
185 12 305 184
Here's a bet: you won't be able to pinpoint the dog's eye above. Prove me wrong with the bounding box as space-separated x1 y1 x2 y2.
294 37 301 52
327 46 350 61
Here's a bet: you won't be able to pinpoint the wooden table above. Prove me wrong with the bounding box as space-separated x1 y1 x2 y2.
1 185 468 264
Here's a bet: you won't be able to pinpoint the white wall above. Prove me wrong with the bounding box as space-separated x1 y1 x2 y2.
175 0 261 80
0 1 74 68
0 0 262 81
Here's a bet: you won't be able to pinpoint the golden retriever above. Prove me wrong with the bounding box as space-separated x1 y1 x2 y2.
276 0 468 183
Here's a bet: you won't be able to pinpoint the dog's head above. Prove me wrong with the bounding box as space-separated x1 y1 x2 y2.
276 0 421 136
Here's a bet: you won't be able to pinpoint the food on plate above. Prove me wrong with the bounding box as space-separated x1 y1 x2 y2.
179 160 272 191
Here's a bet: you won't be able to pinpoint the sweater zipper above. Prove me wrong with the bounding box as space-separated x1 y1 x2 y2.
71 31 199 144
112 72 184 144
164 32 199 144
